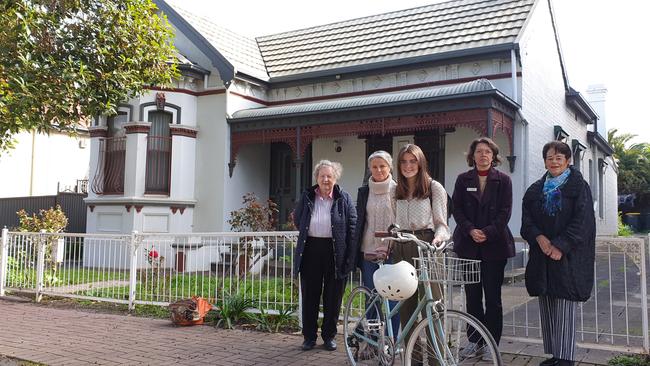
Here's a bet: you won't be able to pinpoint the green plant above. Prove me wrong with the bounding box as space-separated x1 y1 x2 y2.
228 193 278 232
618 213 634 236
608 354 650 366
16 206 68 285
215 293 255 329
268 306 298 332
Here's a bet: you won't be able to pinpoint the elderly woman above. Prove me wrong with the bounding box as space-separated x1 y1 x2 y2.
521 141 596 366
293 160 357 352
393 144 450 355
355 150 400 337
452 137 515 357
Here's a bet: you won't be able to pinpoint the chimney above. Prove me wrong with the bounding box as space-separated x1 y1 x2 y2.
585 84 607 137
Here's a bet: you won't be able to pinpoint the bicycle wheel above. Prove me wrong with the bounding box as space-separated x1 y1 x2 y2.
404 309 502 365
343 286 395 366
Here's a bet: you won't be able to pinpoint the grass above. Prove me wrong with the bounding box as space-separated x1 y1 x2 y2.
77 274 298 310
608 354 650 366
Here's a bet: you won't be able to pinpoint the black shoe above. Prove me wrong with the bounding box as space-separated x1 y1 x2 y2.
323 338 337 351
557 360 574 366
540 357 558 366
301 339 316 351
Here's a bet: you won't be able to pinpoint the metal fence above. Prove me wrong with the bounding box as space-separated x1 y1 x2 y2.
0 229 648 353
0 192 88 233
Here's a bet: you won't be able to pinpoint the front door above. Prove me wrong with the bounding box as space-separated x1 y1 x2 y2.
269 143 312 229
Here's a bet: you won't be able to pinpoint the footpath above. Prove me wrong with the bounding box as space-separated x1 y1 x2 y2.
0 297 619 365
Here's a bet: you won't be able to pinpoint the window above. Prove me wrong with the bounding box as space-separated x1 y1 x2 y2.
554 125 569 143
91 112 127 195
571 139 587 172
598 158 607 219
145 111 172 195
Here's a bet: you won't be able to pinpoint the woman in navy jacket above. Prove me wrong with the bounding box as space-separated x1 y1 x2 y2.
293 160 357 352
452 137 515 357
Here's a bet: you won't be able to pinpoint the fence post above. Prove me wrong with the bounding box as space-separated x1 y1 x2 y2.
643 235 650 353
35 229 47 302
0 227 8 296
128 230 139 311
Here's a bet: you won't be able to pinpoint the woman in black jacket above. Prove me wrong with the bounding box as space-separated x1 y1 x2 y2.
293 160 357 352
521 141 596 366
452 137 515 359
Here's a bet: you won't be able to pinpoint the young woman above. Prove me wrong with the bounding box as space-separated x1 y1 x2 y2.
521 141 596 366
452 137 515 358
392 144 450 358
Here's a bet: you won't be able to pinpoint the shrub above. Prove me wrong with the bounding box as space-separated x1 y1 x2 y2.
618 213 634 237
609 354 650 366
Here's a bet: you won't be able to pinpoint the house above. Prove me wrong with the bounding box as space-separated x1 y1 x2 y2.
0 130 89 198
85 0 617 241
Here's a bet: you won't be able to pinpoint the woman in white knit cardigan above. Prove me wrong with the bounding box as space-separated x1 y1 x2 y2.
354 150 400 337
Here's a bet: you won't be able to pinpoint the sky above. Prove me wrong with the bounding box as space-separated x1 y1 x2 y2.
167 0 650 145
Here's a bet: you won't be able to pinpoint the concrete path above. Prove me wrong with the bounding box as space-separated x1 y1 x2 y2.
0 297 622 365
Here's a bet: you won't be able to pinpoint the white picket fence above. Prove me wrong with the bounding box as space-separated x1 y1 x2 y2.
0 228 648 353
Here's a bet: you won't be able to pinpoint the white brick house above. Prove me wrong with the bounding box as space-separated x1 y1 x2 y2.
85 0 617 239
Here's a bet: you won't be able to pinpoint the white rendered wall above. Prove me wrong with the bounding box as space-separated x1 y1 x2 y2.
193 93 228 232
0 131 89 198
311 136 366 201
222 144 271 231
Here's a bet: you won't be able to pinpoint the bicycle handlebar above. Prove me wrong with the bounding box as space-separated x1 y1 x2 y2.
374 227 452 253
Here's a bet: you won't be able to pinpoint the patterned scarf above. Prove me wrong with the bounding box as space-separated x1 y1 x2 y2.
542 168 571 216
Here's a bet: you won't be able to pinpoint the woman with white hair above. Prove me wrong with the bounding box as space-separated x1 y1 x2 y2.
354 150 400 339
293 160 357 352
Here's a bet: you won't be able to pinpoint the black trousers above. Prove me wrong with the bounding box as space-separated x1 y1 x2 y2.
300 237 345 342
464 259 507 344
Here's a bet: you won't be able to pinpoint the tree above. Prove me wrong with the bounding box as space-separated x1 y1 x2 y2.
0 0 178 152
608 128 650 211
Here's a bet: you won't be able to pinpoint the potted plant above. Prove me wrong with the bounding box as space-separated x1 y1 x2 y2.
227 193 278 277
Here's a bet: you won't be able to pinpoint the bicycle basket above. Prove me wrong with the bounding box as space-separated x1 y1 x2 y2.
412 254 481 285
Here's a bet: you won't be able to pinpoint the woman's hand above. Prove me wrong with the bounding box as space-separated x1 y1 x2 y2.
548 245 563 261
536 234 552 255
432 237 444 247
470 229 487 243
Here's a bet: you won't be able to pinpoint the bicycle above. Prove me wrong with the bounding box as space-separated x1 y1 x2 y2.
343 227 502 365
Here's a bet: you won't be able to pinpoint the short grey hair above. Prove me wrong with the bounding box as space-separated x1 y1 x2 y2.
313 160 343 181
367 150 393 170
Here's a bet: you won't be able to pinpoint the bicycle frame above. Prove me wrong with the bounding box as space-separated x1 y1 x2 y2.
353 245 448 359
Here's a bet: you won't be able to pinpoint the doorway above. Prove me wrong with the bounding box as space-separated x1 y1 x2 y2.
269 143 312 229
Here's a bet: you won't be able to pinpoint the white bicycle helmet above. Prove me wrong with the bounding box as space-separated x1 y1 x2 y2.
373 260 418 301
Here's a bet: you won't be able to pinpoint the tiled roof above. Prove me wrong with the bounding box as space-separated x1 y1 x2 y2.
257 0 534 79
231 79 502 120
163 0 534 82
168 4 268 80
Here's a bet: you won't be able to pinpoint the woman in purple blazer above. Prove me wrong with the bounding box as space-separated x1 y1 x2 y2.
452 137 515 358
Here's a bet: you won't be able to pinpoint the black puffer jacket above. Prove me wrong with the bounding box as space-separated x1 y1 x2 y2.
293 184 357 279
521 166 596 302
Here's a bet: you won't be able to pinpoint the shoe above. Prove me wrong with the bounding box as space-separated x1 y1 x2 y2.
301 339 316 351
458 342 484 359
557 360 574 366
482 352 495 362
539 357 558 366
323 338 337 351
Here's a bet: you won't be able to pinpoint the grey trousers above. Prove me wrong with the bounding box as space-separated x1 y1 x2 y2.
539 295 577 361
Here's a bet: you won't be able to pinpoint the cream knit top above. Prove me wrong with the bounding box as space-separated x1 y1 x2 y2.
395 179 451 243
362 176 397 254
